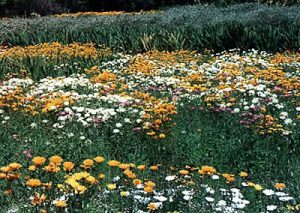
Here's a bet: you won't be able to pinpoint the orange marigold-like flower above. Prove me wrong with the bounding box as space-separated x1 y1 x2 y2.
26 179 42 188
8 162 22 171
31 193 47 206
107 160 120 167
275 183 286 190
94 156 105 163
32 156 46 166
133 179 142 186
0 166 11 173
81 159 94 169
147 202 158 211
179 170 189 175
137 165 146 171
63 161 74 171
49 156 63 165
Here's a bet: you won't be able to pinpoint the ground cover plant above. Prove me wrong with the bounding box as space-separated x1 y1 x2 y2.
0 41 299 212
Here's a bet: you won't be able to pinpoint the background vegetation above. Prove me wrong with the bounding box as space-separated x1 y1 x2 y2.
0 4 299 52
0 0 299 17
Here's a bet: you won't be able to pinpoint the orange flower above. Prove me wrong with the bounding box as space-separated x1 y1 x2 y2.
145 181 156 188
137 165 146 171
63 162 74 171
0 173 7 179
26 179 42 188
150 165 159 171
81 159 94 169
144 186 154 193
147 202 158 211
179 170 189 175
119 163 131 170
43 182 52 190
275 183 286 190
49 155 63 165
8 162 22 171
107 160 120 167
94 156 105 163
31 193 47 206
44 163 60 173
198 166 216 175
222 173 235 182
133 179 142 186
4 189 12 195
123 169 136 179
32 156 46 166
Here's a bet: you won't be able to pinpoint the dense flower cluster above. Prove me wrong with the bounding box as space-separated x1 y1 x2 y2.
0 42 111 60
54 10 161 18
1 49 298 137
0 156 296 212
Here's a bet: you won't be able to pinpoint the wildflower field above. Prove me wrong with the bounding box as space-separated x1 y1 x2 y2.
0 4 300 213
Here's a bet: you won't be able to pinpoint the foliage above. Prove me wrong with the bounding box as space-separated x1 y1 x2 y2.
0 4 299 52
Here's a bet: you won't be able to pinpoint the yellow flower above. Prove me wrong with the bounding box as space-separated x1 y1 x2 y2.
107 160 120 167
0 166 11 173
26 179 42 188
63 161 74 172
98 173 106 180
28 165 37 171
8 162 22 171
247 182 255 187
147 202 158 211
120 191 130 197
32 156 46 166
239 171 248 178
86 176 98 184
159 133 166 139
54 200 67 208
94 156 105 163
49 155 63 165
106 183 117 190
254 184 263 191
275 183 286 190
